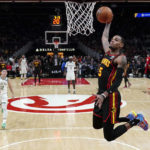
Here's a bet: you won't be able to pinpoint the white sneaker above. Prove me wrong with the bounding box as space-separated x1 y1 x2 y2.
2 122 6 129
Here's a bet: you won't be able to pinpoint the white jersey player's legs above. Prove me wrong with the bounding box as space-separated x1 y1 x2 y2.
21 74 23 80
20 58 28 81
2 102 7 123
0 77 8 128
65 60 76 94
0 97 1 105
24 73 26 79
1 94 8 124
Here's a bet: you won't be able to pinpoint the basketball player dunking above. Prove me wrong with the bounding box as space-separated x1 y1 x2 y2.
33 56 42 86
93 23 148 141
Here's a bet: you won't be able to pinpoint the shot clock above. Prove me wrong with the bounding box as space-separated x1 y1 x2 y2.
50 15 62 26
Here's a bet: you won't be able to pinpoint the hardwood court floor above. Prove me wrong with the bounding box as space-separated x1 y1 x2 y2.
0 78 150 150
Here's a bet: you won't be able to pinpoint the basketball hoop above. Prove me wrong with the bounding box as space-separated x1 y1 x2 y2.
65 1 96 36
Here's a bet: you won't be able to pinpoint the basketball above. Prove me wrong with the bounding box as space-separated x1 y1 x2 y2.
96 6 113 23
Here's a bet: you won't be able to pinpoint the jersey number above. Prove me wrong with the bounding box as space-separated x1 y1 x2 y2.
98 67 103 77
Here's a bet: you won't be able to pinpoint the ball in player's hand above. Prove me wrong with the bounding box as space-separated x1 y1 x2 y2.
96 6 113 23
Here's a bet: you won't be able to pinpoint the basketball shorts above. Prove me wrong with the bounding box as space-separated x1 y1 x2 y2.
20 67 27 74
34 69 40 75
93 91 121 124
66 73 75 81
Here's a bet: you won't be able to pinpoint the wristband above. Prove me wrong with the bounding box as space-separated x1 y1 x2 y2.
101 93 107 99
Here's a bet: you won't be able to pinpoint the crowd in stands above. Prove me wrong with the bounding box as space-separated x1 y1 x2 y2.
0 3 150 79
0 53 150 79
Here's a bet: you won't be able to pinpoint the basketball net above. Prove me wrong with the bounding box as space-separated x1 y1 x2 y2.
65 1 96 36
53 40 59 49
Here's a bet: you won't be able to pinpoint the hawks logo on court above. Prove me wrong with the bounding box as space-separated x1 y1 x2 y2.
8 95 126 114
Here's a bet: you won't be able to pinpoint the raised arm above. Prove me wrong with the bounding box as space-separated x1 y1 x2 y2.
101 23 111 53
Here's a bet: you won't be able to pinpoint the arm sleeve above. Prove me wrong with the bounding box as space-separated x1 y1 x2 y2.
107 67 124 94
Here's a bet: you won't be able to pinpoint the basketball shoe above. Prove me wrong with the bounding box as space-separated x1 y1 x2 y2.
136 114 149 131
126 111 137 120
1 122 6 129
127 111 148 131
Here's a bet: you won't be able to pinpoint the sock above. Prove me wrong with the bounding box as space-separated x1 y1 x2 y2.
118 117 130 123
2 102 8 124
21 74 23 80
24 74 26 79
34 77 36 84
3 119 6 124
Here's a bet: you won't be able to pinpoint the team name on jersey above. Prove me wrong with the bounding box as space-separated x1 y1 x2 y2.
101 58 111 67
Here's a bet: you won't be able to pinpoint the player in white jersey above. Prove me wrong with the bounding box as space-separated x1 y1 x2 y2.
19 55 28 83
0 69 14 129
64 56 76 94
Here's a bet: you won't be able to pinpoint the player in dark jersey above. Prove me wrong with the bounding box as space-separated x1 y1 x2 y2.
32 56 41 86
0 59 6 70
0 63 6 70
93 23 148 141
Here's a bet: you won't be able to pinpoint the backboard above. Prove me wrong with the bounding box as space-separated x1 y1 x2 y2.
45 31 68 48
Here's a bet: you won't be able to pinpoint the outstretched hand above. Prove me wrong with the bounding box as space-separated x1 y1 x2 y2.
92 94 104 109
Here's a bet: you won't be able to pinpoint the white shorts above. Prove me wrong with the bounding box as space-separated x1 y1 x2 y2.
20 67 27 74
0 94 8 103
66 73 75 81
